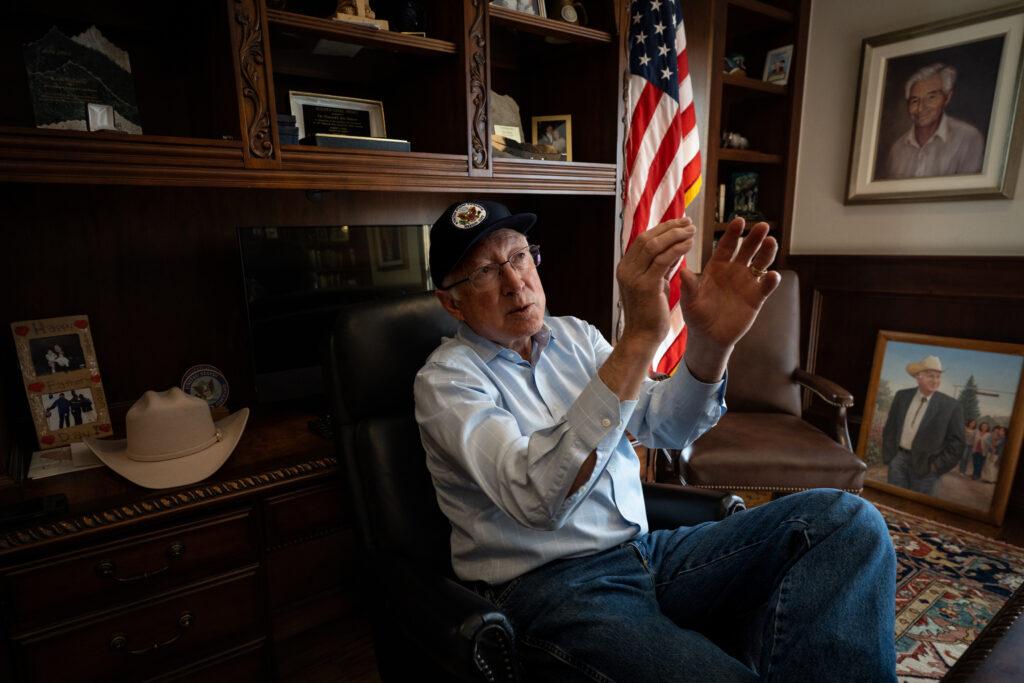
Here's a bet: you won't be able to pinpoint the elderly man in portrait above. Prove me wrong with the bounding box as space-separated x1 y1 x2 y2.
882 355 965 496
883 62 985 179
414 199 897 681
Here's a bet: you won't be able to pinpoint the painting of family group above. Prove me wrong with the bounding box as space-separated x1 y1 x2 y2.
860 333 1024 518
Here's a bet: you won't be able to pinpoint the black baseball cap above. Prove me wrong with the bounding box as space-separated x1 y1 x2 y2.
429 200 536 289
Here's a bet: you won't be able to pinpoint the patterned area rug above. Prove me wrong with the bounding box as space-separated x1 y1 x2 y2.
876 503 1024 681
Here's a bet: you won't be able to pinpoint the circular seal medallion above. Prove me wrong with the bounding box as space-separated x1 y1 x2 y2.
561 5 579 23
181 364 229 407
451 202 487 229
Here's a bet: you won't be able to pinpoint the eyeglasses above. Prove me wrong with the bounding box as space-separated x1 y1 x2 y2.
441 244 541 291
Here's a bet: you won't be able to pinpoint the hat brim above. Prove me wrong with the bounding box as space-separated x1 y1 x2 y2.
906 363 942 376
448 212 536 278
84 408 249 490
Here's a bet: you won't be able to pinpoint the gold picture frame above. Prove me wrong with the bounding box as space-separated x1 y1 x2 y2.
858 330 1024 525
531 114 573 162
10 315 111 450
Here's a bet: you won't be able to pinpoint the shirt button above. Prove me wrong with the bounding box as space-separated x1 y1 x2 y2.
601 418 612 428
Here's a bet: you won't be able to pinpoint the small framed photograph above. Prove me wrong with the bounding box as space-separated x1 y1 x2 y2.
372 226 409 271
531 114 572 161
728 171 761 220
490 1 546 17
288 91 387 142
762 45 793 85
858 330 1024 525
10 315 111 449
846 5 1024 202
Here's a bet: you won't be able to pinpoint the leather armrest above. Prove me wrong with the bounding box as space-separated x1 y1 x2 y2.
384 560 518 681
642 482 745 530
793 369 854 408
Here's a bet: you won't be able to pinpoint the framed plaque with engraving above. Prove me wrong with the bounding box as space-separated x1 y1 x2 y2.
289 91 386 141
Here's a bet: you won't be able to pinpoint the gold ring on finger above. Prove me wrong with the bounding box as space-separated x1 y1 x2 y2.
750 265 768 279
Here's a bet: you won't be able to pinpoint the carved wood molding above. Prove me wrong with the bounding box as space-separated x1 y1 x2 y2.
231 0 276 163
0 456 338 553
467 0 489 174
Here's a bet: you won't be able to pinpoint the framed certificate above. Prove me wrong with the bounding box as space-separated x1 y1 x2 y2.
288 91 386 141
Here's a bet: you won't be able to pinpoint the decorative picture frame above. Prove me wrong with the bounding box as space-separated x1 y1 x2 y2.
846 4 1024 203
858 330 1024 525
10 315 112 450
288 91 387 142
762 44 793 85
373 226 409 271
531 114 572 161
490 1 546 17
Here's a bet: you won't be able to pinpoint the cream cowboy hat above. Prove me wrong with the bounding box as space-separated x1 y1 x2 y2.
906 355 943 377
84 387 249 489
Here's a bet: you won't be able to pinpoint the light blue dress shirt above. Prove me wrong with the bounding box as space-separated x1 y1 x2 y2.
414 315 726 585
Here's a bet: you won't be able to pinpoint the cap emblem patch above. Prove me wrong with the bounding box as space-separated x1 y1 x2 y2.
452 203 486 229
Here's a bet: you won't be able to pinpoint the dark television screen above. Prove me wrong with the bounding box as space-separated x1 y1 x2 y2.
238 224 431 402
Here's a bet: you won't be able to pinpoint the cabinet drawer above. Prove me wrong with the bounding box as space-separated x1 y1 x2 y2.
3 509 257 629
263 482 347 549
15 567 262 683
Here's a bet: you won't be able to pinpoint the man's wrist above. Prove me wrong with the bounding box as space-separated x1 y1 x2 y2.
683 335 733 383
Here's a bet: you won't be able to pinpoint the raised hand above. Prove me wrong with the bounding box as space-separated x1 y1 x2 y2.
678 217 781 380
616 218 696 350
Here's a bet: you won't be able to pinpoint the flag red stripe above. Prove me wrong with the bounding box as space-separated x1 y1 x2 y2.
655 325 688 376
628 111 684 244
625 83 662 179
658 152 702 226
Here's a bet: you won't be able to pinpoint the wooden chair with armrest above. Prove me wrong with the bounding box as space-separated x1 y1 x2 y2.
668 271 866 498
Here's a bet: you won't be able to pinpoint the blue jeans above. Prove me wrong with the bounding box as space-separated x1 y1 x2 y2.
482 489 896 682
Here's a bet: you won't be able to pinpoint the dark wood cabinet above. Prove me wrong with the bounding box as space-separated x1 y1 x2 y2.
0 411 359 681
0 4 632 678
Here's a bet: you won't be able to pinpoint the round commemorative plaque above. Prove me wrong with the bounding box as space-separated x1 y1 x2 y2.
181 364 230 407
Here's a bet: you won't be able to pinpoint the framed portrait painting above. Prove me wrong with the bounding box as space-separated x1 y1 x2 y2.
846 4 1024 203
858 331 1024 525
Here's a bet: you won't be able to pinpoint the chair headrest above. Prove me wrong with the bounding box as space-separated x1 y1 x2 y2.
330 292 457 425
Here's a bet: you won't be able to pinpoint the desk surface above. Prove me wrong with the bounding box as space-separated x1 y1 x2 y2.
0 406 336 558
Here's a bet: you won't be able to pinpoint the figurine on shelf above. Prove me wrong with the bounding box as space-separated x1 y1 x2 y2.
333 0 389 29
724 53 747 75
721 131 750 149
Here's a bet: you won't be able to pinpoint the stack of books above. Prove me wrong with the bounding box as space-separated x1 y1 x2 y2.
278 114 299 145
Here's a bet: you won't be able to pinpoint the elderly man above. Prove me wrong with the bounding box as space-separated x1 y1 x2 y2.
414 200 896 681
882 355 965 496
883 62 984 179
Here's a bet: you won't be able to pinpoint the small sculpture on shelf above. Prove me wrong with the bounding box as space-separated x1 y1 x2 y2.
723 52 747 75
721 131 749 150
333 0 389 29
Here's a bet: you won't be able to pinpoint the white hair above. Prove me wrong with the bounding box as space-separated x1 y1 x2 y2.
904 63 956 100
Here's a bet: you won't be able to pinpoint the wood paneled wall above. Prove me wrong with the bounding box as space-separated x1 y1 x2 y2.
789 255 1024 510
0 184 615 479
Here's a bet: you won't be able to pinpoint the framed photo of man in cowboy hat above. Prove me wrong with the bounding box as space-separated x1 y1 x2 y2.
859 330 1024 524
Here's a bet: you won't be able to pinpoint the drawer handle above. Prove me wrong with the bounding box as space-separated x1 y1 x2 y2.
96 542 186 583
109 611 194 655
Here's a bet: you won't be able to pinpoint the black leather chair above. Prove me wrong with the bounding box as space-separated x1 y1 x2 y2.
327 292 745 681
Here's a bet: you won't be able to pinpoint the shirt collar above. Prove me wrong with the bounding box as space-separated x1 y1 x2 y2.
906 114 950 149
455 319 555 364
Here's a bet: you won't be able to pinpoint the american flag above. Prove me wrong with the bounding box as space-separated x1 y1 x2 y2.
622 0 701 375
